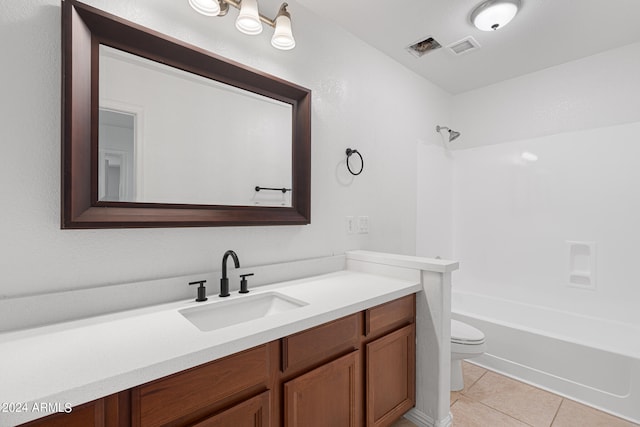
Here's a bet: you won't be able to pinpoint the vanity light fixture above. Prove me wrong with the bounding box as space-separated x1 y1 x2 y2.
236 0 262 35
471 0 521 31
189 0 296 50
189 0 221 16
271 4 296 50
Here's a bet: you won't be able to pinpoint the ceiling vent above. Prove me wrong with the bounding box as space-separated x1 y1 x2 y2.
446 36 481 56
406 36 442 58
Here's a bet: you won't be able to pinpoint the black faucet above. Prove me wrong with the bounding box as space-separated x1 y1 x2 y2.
220 250 240 297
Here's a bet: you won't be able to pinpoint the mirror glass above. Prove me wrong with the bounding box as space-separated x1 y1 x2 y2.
98 45 293 207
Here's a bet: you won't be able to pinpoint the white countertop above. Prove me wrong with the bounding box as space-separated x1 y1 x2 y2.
0 270 421 426
347 250 459 273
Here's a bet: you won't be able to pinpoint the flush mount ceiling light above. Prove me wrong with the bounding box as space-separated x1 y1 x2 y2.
189 0 295 50
471 0 521 31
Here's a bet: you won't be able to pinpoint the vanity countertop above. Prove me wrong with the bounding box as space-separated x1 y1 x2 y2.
0 270 421 426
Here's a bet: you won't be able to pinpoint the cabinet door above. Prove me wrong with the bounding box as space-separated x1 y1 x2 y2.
284 351 361 427
366 323 415 427
190 391 270 427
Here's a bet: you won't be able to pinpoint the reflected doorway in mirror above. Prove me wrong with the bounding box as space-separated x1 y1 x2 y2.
98 108 137 202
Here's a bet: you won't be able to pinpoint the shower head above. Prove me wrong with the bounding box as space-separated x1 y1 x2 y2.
436 125 461 142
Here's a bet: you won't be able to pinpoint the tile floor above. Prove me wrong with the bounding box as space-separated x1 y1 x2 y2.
391 362 639 427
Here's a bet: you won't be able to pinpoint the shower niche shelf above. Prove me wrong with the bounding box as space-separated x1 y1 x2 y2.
567 241 596 290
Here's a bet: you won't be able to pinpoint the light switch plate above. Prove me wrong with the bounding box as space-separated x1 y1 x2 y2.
346 216 355 234
357 216 369 234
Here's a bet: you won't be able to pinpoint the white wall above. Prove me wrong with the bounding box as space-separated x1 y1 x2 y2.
0 0 451 298
448 41 640 324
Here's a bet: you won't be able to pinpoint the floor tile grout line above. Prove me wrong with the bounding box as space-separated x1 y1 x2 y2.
548 397 565 427
469 368 488 389
467 396 538 427
455 363 639 427
456 382 536 426
459 367 562 427
461 364 488 394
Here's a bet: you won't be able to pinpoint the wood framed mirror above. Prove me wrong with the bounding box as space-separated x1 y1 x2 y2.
62 0 311 228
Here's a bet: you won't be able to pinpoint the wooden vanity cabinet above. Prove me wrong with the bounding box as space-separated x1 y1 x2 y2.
19 294 416 427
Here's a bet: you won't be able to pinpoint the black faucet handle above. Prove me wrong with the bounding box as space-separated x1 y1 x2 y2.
239 273 254 294
188 280 208 302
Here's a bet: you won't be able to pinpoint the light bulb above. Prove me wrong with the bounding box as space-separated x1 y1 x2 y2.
271 13 295 50
236 0 263 35
188 0 221 16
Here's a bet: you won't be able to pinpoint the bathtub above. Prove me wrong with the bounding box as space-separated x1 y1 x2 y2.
451 290 640 424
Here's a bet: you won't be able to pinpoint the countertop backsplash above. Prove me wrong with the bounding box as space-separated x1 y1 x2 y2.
0 255 346 333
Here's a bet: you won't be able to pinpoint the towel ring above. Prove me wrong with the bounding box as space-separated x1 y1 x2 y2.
345 148 364 176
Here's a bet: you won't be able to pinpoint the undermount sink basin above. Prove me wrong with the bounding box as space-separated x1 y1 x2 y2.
179 292 308 332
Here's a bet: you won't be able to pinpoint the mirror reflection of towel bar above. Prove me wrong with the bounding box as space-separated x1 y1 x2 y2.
255 186 292 193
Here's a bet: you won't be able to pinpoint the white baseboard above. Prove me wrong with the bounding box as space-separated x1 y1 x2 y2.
404 408 452 427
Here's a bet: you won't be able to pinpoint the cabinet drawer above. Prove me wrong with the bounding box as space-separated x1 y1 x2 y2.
365 294 415 339
133 344 271 427
281 313 360 375
190 390 270 427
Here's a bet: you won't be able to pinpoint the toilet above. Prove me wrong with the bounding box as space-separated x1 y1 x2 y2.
451 319 486 391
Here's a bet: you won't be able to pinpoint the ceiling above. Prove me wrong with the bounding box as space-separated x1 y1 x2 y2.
296 0 640 94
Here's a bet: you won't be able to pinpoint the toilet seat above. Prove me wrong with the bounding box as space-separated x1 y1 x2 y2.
451 319 485 345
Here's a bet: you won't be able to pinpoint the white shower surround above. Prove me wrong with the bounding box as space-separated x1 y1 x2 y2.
452 290 640 423
450 121 640 327
446 112 640 423
415 40 640 425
